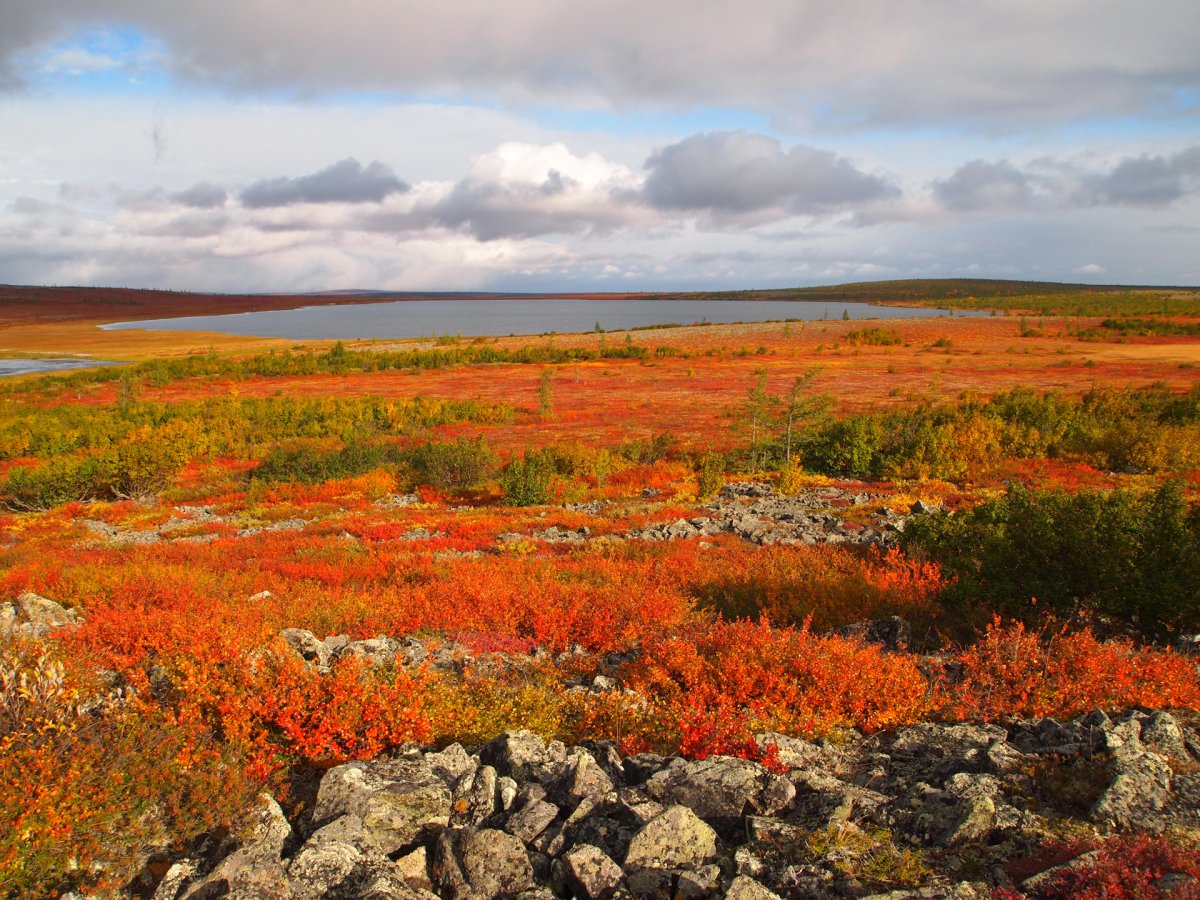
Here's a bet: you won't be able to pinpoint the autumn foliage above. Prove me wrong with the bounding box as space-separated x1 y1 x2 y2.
2 303 1200 894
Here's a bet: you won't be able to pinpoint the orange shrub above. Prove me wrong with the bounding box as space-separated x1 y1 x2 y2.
625 619 933 756
952 618 1200 720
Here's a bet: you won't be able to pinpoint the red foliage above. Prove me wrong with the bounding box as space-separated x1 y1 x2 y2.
953 618 1200 721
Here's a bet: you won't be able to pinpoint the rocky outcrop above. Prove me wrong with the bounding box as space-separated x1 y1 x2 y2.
153 709 1199 900
1 590 83 638
627 483 934 547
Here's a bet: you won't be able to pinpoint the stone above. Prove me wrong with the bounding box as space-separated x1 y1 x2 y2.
563 843 624 899
341 636 402 666
551 748 615 810
452 764 498 826
425 743 478 785
1091 745 1173 828
1139 711 1190 762
481 730 549 782
279 628 331 667
725 875 783 900
623 805 717 871
498 776 519 811
311 758 452 855
286 841 363 899
644 755 765 823
675 864 721 898
506 799 560 843
153 860 198 900
8 591 79 636
433 827 536 900
394 846 434 891
179 794 292 900
837 616 912 653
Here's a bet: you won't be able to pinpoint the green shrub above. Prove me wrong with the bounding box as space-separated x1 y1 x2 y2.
253 441 397 484
901 481 1200 636
406 436 496 491
696 451 727 500
501 450 557 505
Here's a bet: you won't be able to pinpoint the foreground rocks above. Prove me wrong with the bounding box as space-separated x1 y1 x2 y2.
627 483 935 548
151 709 1200 900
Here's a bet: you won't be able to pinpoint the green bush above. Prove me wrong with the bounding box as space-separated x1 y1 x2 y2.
406 436 496 491
253 441 398 484
900 481 1200 636
501 450 557 506
696 451 727 500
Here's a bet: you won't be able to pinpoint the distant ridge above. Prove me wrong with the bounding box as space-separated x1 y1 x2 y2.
1 279 1196 327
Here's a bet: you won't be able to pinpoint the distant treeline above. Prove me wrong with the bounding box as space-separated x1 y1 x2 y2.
3 339 671 397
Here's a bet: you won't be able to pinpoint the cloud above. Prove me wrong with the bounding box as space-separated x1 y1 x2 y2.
1090 147 1200 206
171 182 227 209
40 47 123 74
932 146 1200 213
932 160 1034 212
359 142 645 241
2 2 1197 130
642 131 896 218
240 158 408 208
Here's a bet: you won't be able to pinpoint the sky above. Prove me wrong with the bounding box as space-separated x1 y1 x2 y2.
0 1 1198 293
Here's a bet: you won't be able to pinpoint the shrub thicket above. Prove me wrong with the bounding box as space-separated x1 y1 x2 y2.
901 481 1200 637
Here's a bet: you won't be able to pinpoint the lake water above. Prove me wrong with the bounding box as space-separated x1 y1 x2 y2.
0 357 123 378
101 298 973 341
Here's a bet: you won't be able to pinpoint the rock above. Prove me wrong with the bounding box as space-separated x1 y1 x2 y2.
1139 711 1190 762
837 616 912 653
279 628 331 667
623 805 717 871
340 636 402 666
178 794 292 900
10 591 80 636
786 771 890 831
498 776 519 811
725 875 783 900
153 860 199 900
676 864 721 898
563 844 624 899
394 846 434 891
425 743 478 785
452 763 498 827
506 799 560 843
910 499 937 515
756 732 850 775
1091 744 1173 828
311 758 452 855
0 603 15 636
433 827 535 900
482 730 549 783
286 840 427 900
644 755 766 825
550 748 615 810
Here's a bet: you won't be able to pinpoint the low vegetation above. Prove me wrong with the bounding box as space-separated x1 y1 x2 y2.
1 280 1199 896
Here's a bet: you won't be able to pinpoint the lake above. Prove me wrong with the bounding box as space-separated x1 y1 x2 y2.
101 298 974 341
0 357 123 377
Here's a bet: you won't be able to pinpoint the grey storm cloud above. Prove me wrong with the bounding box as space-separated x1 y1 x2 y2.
3 1 1198 129
240 158 408 208
171 181 226 209
933 147 1200 213
932 160 1035 212
1091 148 1200 206
642 132 896 216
